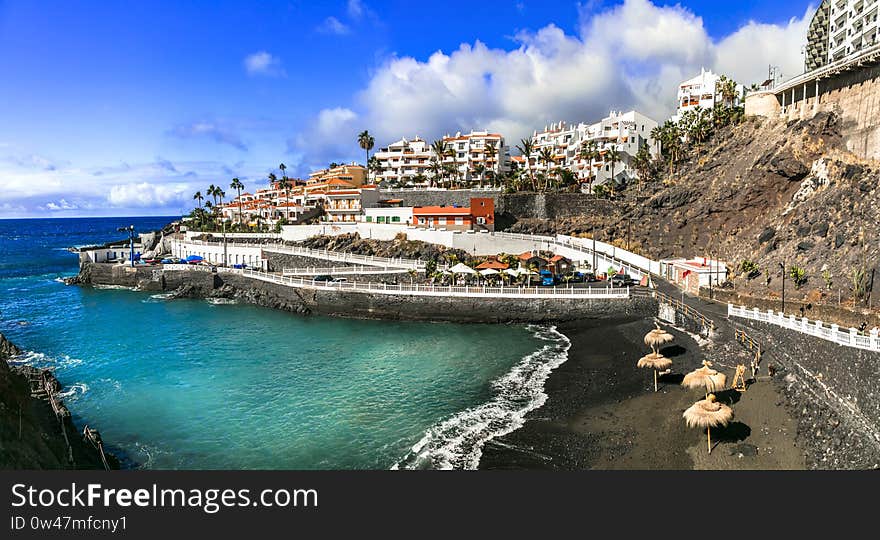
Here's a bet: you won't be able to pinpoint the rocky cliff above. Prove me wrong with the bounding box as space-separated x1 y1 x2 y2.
0 334 118 469
511 112 880 311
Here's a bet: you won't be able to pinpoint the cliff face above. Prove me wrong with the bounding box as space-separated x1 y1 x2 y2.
511 112 880 308
0 334 116 470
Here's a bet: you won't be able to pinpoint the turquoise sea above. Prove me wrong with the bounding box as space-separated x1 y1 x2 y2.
0 217 569 469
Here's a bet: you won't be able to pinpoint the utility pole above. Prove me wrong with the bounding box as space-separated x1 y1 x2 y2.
117 225 136 267
592 225 597 273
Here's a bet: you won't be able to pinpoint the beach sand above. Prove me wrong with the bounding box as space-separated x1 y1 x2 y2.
479 317 806 470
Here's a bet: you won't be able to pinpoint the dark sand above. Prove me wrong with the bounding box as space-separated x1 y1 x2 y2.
479 316 806 470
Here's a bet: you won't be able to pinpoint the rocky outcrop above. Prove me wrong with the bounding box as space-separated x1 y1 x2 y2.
0 333 118 469
298 233 475 265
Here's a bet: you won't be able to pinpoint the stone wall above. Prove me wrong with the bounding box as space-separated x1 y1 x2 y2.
738 318 880 469
77 262 656 324
378 191 616 221
752 64 880 160
217 272 656 323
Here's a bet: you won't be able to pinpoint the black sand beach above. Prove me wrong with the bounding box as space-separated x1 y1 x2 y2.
479 316 806 470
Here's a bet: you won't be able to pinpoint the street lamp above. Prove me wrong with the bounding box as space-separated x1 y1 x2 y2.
779 260 786 314
116 225 136 267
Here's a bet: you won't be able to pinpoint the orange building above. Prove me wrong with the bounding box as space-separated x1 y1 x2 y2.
412 197 494 232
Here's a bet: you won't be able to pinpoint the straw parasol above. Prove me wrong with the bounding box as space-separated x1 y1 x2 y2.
644 322 674 354
683 393 734 454
682 360 727 397
638 352 672 392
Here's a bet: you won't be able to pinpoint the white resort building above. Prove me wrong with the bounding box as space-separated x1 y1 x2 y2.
806 0 879 70
674 68 743 121
526 110 659 187
372 131 510 186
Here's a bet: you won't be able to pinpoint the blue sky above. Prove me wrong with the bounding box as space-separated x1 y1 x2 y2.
0 0 816 217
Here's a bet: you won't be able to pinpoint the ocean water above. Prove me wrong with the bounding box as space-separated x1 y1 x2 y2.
0 217 567 469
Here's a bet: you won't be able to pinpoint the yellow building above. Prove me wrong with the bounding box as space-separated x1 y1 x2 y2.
307 163 368 187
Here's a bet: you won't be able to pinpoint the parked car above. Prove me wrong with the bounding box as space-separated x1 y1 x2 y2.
539 269 558 286
333 277 348 283
584 272 598 282
312 275 334 282
567 272 586 283
609 274 635 287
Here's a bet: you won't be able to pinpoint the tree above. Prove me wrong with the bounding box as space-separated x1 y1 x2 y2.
193 191 204 228
428 160 441 188
606 146 621 197
631 145 654 193
473 163 485 188
230 178 244 225
537 147 554 191
358 130 375 168
207 184 218 206
515 138 535 190
483 141 497 177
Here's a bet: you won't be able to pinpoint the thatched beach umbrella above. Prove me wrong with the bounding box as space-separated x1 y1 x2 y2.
644 322 674 354
682 360 727 397
683 394 733 454
638 352 672 392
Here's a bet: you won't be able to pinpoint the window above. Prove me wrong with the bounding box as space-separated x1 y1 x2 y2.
366 216 372 222
391 216 401 223
418 217 426 224
438 217 446 225
377 216 385 223
476 216 486 225
455 217 464 225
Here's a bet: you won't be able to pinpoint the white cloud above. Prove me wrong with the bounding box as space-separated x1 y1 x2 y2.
169 121 248 150
317 16 350 35
347 0 364 19
243 51 285 77
107 182 190 208
42 199 77 211
296 0 809 161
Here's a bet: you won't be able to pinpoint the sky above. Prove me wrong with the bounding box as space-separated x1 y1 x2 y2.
0 0 817 218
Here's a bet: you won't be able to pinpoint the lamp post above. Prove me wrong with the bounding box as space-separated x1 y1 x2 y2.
117 225 135 267
779 261 786 314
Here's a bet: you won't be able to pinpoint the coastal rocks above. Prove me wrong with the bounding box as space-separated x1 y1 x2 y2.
0 333 22 362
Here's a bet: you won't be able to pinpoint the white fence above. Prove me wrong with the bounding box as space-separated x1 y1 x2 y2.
728 304 880 353
233 269 632 299
282 266 412 276
160 263 216 272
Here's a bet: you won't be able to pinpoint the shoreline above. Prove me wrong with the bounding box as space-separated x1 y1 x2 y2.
478 317 807 470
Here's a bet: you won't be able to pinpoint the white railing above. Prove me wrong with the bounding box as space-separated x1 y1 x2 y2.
728 304 880 353
161 263 215 272
380 187 503 192
282 265 412 276
233 269 632 299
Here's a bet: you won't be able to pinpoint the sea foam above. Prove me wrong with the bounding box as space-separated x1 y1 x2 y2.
391 325 571 470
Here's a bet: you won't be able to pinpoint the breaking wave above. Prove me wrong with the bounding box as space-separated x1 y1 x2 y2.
391 325 571 470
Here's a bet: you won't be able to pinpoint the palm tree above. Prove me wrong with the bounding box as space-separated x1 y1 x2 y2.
538 147 554 191
515 138 535 190
606 146 621 197
484 142 497 177
428 160 441 188
578 140 598 193
631 145 653 193
473 163 485 188
193 191 203 209
230 178 244 225
207 184 218 206
358 130 375 168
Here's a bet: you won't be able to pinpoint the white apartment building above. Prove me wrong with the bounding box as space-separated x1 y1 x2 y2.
525 110 659 187
674 68 744 120
441 130 510 183
372 131 511 185
807 0 879 70
372 137 434 185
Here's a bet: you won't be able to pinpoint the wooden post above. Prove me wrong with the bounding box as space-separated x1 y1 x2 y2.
707 428 712 454
654 369 658 392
